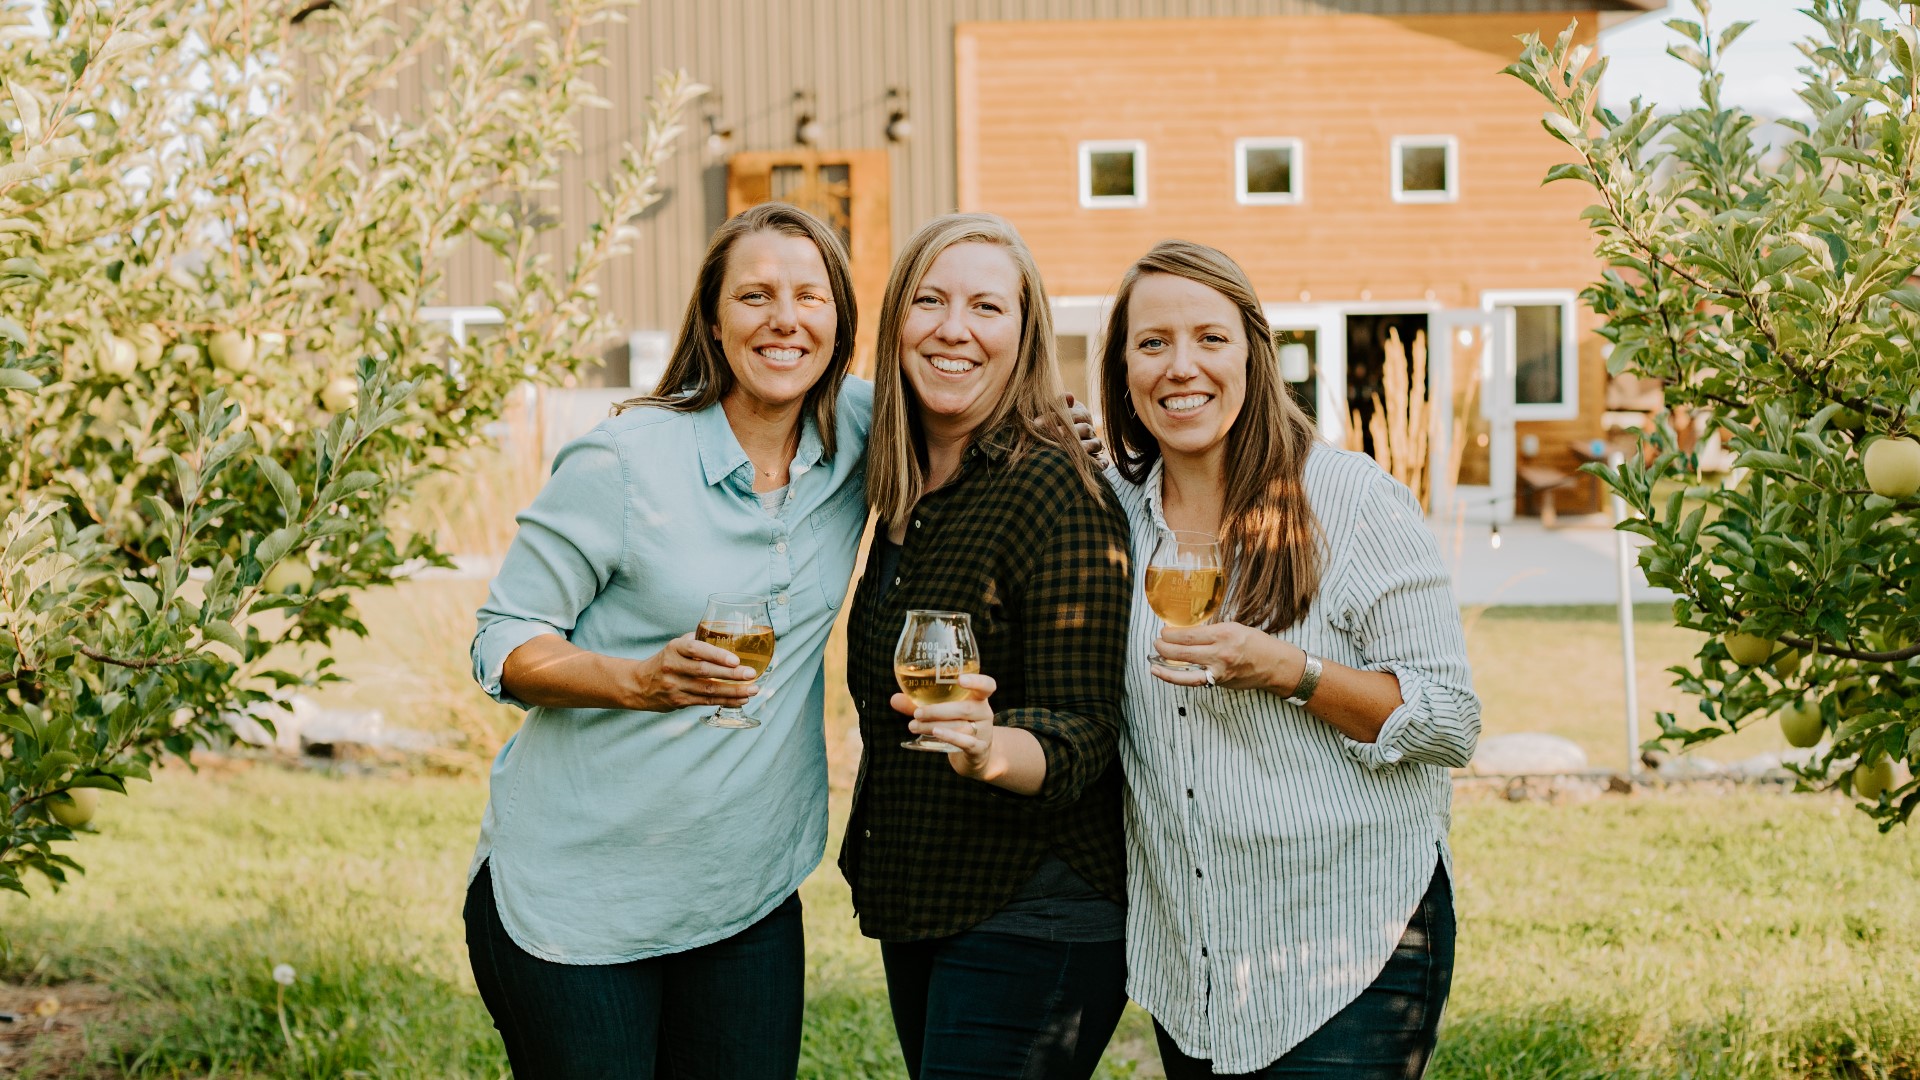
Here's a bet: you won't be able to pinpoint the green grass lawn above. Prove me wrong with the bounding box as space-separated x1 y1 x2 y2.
5 769 1917 1079
5 588 1904 1077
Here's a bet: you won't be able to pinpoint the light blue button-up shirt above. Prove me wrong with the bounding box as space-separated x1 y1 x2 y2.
469 380 872 964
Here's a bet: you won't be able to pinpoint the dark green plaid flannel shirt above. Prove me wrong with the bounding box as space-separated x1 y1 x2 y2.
837 431 1133 942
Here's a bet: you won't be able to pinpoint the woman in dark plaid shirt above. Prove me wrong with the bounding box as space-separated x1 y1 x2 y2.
837 213 1134 1079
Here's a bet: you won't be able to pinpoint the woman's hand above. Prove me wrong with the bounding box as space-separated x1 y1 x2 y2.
1065 393 1107 465
894 673 1000 779
629 633 761 712
1152 622 1303 692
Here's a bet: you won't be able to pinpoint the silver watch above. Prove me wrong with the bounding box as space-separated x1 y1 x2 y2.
1284 653 1323 706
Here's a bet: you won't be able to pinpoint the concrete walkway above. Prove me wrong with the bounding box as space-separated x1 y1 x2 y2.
1426 513 1674 607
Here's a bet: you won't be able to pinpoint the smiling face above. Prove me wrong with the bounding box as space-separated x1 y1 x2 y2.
897 241 1024 443
1123 272 1249 469
710 230 838 415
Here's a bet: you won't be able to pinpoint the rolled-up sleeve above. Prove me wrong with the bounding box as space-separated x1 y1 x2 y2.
998 483 1133 807
1332 472 1480 770
472 431 628 709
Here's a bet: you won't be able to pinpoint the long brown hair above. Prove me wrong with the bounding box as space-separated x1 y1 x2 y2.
613 202 857 458
868 212 1103 524
1098 240 1323 632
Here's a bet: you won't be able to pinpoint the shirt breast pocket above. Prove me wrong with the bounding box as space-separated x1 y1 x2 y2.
806 481 867 610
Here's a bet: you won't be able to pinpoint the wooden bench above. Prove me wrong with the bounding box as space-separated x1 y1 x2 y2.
1517 464 1579 527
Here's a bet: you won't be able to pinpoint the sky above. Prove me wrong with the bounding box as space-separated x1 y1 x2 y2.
1599 0 1835 117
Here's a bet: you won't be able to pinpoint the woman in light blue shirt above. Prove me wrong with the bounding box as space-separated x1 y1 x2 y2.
463 203 871 1079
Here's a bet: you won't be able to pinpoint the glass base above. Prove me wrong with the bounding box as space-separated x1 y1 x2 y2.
901 736 959 753
704 711 760 730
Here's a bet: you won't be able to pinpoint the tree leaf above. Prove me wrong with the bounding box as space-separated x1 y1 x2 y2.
253 454 302 520
0 368 42 391
124 579 158 617
254 527 299 569
319 470 381 506
1886 285 1920 313
201 619 243 653
0 257 47 282
6 78 43 141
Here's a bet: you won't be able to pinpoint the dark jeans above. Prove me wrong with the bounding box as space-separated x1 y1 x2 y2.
464 861 805 1080
1155 861 1455 1080
880 930 1128 1080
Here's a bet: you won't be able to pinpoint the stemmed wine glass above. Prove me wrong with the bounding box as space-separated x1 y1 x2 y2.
1144 530 1224 672
892 610 980 753
695 592 775 729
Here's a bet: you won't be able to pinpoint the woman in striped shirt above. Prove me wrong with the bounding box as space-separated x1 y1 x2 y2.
1098 240 1481 1078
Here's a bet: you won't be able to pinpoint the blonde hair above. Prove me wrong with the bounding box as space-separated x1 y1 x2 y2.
613 203 857 459
1098 240 1324 632
867 212 1103 524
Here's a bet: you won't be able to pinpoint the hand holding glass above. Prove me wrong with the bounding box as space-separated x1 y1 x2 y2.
1146 530 1224 672
893 610 980 753
695 592 775 729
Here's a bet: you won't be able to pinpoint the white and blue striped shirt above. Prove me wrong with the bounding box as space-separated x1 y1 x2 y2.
1110 447 1480 1073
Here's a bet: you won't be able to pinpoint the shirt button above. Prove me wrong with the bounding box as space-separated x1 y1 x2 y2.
913 519 922 529
1201 946 1209 957
893 576 902 586
863 829 871 839
1186 789 1194 799
776 541 787 553
777 594 789 605
1177 707 1187 717
1195 868 1204 879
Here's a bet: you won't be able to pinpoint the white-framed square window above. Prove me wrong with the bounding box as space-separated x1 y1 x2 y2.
1079 140 1146 208
1236 138 1303 205
1391 135 1458 203
1483 290 1579 420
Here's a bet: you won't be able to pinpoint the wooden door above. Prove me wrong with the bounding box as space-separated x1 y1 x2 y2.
728 150 890 376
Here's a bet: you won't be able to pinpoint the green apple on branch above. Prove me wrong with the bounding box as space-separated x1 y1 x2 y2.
1511 0 1920 828
0 0 701 895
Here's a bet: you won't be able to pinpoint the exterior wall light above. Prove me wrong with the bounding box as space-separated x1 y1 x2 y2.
885 87 912 143
704 111 733 159
793 89 823 147
1278 342 1312 383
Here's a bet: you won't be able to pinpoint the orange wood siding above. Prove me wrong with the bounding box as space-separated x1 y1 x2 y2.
958 12 1611 509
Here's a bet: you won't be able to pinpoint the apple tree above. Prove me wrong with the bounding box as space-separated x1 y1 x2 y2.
0 0 700 893
1509 0 1920 827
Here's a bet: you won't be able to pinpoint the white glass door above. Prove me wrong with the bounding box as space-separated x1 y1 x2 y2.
1264 304 1346 445
1427 308 1515 523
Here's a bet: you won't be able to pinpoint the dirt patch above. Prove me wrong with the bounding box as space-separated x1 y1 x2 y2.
0 981 117 1078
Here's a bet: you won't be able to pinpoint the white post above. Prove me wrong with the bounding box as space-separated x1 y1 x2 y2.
1610 451 1640 778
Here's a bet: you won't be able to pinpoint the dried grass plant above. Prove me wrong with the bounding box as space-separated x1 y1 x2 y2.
1348 328 1431 508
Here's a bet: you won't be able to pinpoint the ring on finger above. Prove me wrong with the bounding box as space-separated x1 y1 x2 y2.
1203 667 1218 687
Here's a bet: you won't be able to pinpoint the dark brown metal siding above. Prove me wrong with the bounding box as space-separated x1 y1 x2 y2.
406 0 1629 337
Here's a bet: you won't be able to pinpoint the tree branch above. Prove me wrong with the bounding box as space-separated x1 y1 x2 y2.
1778 635 1920 663
73 644 193 670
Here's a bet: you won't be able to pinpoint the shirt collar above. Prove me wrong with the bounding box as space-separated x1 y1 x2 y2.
691 399 825 489
1143 455 1172 535
969 418 1018 463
